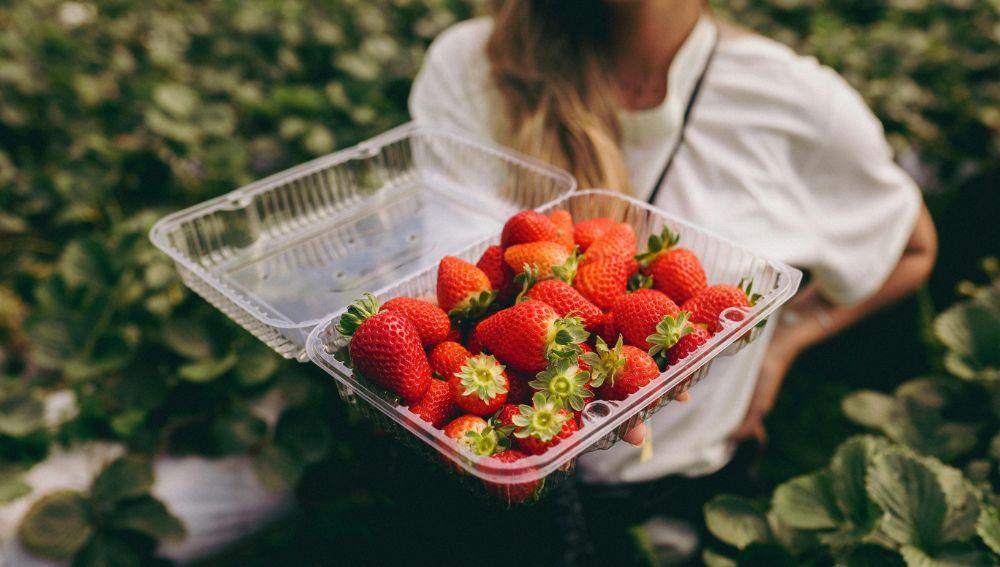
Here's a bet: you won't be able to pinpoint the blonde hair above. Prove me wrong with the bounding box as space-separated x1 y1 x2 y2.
486 0 632 193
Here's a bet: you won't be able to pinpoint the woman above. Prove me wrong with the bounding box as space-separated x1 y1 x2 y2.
410 0 937 562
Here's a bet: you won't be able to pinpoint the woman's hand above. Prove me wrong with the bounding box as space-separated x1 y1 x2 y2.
623 382 691 446
729 333 800 444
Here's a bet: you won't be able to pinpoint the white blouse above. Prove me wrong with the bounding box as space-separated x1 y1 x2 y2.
409 15 922 483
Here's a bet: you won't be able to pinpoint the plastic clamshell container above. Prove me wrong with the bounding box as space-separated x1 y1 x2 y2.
307 190 802 503
149 123 576 361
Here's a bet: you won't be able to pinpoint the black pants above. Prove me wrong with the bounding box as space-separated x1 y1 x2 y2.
553 440 762 567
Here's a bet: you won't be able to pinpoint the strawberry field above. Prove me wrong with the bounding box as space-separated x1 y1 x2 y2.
0 1 997 566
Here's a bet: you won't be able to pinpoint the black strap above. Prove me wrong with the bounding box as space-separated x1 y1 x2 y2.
646 27 720 205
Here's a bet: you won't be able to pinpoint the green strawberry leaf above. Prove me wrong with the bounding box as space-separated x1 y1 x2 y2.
110 495 186 541
865 448 947 550
274 408 332 464
830 436 885 530
212 411 268 455
234 341 281 386
842 390 899 430
71 533 142 567
976 505 1000 555
179 351 237 382
772 470 842 530
899 543 996 567
0 464 31 503
702 548 737 567
704 495 772 550
0 383 45 437
161 318 214 359
934 298 1000 382
91 457 153 509
18 490 94 560
254 443 304 492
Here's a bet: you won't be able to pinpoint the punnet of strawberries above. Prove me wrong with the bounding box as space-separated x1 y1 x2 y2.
335 209 761 503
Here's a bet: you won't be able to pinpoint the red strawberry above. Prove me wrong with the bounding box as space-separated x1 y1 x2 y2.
476 245 516 304
583 223 637 266
495 403 521 429
548 209 576 252
445 325 462 343
574 217 616 252
646 310 711 367
476 300 588 373
583 336 660 401
437 256 495 317
525 279 603 331
482 449 542 504
670 323 711 366
612 289 680 350
429 340 472 379
573 257 634 311
505 371 533 404
511 393 579 455
529 358 593 413
337 294 432 403
637 227 707 304
501 210 560 247
591 312 620 346
449 354 509 416
504 242 570 279
467 324 486 354
681 282 759 334
444 415 501 456
408 379 456 428
577 342 593 371
381 297 451 349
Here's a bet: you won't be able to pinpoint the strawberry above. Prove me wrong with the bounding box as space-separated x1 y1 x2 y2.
529 358 593 413
381 297 451 349
495 403 521 430
582 223 637 266
548 209 576 252
668 319 711 366
525 279 603 331
437 256 495 318
450 354 509 416
681 281 759 334
591 312 620 346
612 289 680 350
577 342 593 371
408 378 456 428
505 370 533 404
429 340 472 379
476 245 516 304
583 336 660 401
482 449 541 504
511 393 579 455
443 415 501 456
337 294 432 403
445 325 462 343
466 323 486 354
637 226 707 304
574 217 616 252
476 300 588 373
501 210 560 247
504 241 570 279
573 256 634 311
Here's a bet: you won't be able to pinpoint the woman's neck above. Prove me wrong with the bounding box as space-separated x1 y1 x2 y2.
607 0 705 78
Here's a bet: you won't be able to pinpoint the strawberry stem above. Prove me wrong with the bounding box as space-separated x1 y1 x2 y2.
647 311 694 364
512 393 569 442
545 314 588 362
336 293 381 336
458 354 508 402
530 358 593 411
635 226 681 267
552 247 581 284
580 336 626 388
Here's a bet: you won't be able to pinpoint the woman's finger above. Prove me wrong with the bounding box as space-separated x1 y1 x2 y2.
624 421 646 446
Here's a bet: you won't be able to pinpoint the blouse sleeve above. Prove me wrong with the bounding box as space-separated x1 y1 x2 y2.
408 20 495 139
801 72 923 305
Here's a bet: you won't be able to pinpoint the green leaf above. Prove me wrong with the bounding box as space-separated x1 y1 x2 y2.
703 548 738 567
899 544 996 567
19 490 94 560
838 544 905 567
179 352 237 382
842 391 899 430
110 495 186 541
162 318 214 359
0 384 45 437
58 239 113 289
934 300 1000 381
830 436 884 530
153 83 200 118
866 448 947 549
704 495 772 550
234 341 280 386
772 470 842 530
71 533 142 567
213 411 267 454
976 505 1000 555
91 457 153 508
275 408 332 464
0 464 31 503
254 444 304 491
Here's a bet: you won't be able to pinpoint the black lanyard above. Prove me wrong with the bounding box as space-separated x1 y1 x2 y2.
646 27 720 205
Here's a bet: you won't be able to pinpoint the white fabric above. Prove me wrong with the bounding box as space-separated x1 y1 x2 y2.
410 16 922 483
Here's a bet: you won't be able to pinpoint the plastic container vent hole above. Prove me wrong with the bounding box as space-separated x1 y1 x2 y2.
335 271 345 279
408 234 417 242
585 402 611 420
